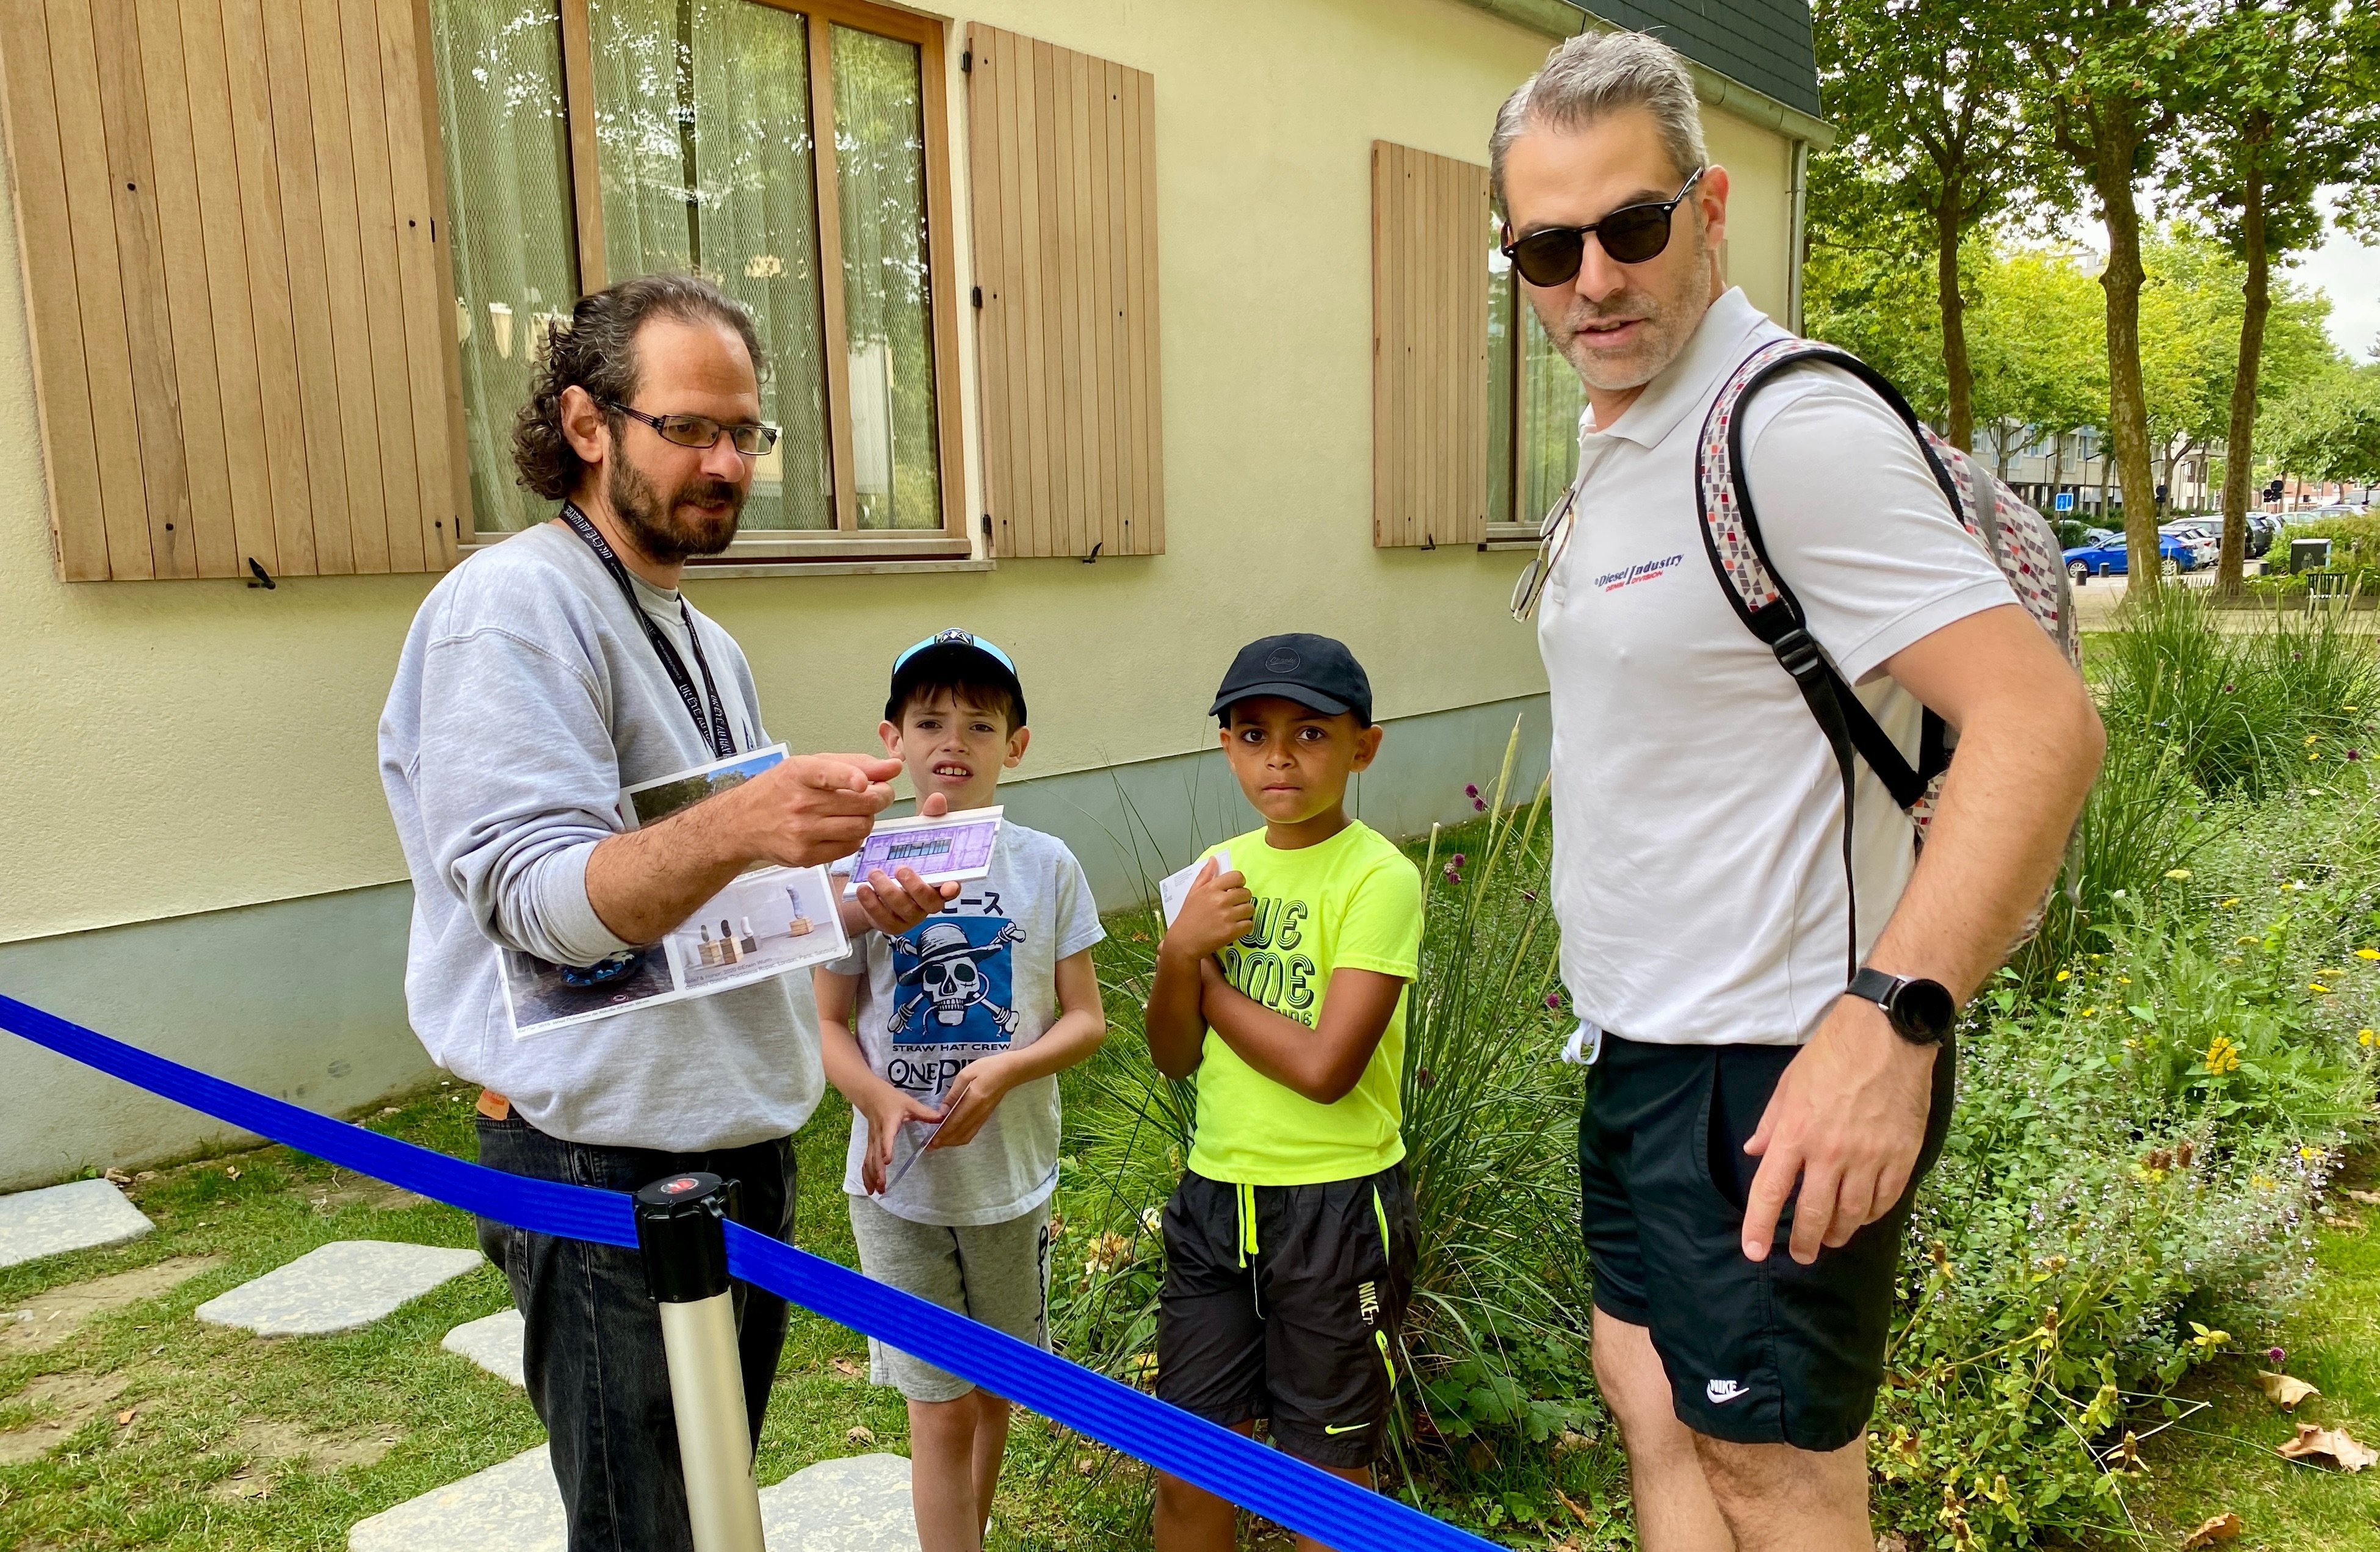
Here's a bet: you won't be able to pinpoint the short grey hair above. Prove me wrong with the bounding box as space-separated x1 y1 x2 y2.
1489 31 1707 211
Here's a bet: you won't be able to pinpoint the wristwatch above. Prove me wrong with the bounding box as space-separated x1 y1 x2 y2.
1846 967 1957 1046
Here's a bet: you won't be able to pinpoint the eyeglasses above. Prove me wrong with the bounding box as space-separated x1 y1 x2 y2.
1510 482 1582 622
607 402 782 457
1500 168 1704 287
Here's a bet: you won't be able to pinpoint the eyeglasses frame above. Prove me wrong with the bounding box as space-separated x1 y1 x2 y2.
1500 167 1707 287
606 400 783 458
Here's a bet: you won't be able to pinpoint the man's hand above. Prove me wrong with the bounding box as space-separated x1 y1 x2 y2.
1160 859 1252 965
1740 994 1937 1265
725 753 905 867
854 1077 946 1196
932 1053 1022 1149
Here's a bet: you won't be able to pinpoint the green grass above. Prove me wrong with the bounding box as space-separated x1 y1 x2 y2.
2124 1168 2380 1551
0 1081 1164 1551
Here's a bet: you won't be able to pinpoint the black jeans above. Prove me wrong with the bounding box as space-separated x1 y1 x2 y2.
474 1114 797 1552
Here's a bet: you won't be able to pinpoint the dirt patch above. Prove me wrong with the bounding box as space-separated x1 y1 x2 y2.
0 1257 222 1355
207 1418 395 1500
305 1176 429 1215
0 1370 129 1463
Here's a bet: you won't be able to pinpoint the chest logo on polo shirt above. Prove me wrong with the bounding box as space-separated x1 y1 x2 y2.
1594 552 1684 593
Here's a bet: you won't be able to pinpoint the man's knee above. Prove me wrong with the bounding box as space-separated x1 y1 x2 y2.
1591 1313 1682 1438
1691 1432 1868 1536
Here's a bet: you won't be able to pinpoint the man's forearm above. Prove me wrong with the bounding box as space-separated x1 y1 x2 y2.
583 796 754 947
1867 688 2103 1000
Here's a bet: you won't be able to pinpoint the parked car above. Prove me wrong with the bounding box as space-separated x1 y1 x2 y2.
2246 511 2279 558
2160 519 2220 565
2064 533 2196 582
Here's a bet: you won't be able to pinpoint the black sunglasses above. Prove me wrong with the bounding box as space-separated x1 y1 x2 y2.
606 402 781 457
1501 168 1705 287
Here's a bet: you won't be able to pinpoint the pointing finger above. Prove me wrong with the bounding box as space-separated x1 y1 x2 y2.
1740 1146 1798 1262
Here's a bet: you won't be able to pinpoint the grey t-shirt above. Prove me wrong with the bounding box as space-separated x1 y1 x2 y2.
378 519 826 1152
823 824 1104 1225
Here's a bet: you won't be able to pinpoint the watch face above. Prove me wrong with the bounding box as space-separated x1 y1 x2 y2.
1894 978 1958 1041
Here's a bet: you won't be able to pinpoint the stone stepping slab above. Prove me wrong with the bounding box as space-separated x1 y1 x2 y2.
196 1241 482 1337
347 1446 917 1551
0 1178 154 1271
440 1308 525 1386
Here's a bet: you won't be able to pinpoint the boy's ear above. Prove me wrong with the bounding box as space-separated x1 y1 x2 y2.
1004 724 1031 768
1348 723 1385 773
878 718 903 759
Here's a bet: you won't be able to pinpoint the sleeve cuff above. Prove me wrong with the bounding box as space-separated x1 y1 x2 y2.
1333 955 1417 981
537 840 638 965
1058 923 1108 961
1837 580 2020 685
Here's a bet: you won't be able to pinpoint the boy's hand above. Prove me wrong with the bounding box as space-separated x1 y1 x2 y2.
1160 859 1253 964
846 793 959 936
931 1053 1023 1149
855 1080 945 1196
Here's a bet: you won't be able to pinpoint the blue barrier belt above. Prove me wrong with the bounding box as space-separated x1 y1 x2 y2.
0 992 1496 1551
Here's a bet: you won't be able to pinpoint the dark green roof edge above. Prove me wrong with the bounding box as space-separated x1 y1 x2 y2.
1447 0 1834 150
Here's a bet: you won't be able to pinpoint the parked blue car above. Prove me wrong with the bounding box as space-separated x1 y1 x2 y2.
2062 533 2196 582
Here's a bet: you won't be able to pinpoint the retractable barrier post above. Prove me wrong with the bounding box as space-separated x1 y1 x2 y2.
635 1171 767 1552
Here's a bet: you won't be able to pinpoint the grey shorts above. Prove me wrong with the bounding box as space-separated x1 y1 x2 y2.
846 1193 1054 1402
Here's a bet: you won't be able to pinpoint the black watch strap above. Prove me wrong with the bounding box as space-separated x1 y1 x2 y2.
1846 967 1955 1045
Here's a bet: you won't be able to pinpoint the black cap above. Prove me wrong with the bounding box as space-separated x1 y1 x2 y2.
1210 633 1372 724
886 628 1027 727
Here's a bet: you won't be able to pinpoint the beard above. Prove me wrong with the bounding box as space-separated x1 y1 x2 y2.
604 452 745 565
1535 226 1709 396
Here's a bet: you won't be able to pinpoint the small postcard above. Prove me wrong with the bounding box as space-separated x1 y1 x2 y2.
838 807 1004 895
1158 848 1232 928
502 745 852 1039
621 743 787 829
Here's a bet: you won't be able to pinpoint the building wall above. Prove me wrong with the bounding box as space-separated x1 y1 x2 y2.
0 0 1794 1182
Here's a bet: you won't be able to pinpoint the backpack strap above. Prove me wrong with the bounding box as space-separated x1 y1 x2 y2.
1691 337 1968 977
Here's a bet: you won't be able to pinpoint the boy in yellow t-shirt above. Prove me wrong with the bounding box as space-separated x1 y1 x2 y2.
1143 633 1424 1551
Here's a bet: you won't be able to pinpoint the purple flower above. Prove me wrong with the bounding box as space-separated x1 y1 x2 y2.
2351 749 2362 762
1473 796 1488 812
2223 684 2235 694
1442 862 1461 882
1452 853 1466 867
1544 991 1562 1010
2270 1346 2287 1366
1464 784 1480 799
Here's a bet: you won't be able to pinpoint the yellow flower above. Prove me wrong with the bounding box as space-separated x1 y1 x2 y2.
2254 1175 2276 1191
2238 935 2262 945
2205 1035 2242 1074
2165 868 2193 881
2302 1146 2323 1161
2357 948 2380 961
2360 1030 2375 1045
2055 969 2072 982
2081 1007 2099 1018
2118 975 2132 984
2312 983 2332 994
2311 751 2324 761
2307 734 2322 746
2219 898 2241 908
2347 707 2361 713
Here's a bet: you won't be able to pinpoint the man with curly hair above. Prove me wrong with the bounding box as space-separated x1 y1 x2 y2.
379 273 953 1551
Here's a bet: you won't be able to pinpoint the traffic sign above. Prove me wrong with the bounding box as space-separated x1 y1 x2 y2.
2055 491 2074 512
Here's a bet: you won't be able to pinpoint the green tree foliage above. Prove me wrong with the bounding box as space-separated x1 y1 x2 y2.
2019 0 2191 594
1811 0 2031 449
1968 244 2107 480
1801 156 1948 413
2168 0 2380 591
2271 364 2380 486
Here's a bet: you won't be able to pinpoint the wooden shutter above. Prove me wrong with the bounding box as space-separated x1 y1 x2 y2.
0 0 465 582
964 24 1162 560
1372 141 1488 549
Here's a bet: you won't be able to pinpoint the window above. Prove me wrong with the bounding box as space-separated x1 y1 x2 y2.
1485 217 1586 543
429 0 964 559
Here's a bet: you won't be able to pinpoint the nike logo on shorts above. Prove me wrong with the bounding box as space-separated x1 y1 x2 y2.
1705 1379 1749 1404
1323 1422 1370 1435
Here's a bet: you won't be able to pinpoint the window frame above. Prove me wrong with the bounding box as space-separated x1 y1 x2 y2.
1484 265 1577 549
461 0 969 563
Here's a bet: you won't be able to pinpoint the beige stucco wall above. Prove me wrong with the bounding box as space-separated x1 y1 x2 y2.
0 0 1796 947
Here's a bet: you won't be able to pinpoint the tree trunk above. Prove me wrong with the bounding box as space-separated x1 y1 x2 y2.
1937 192 1975 451
2096 133 2162 601
2050 431 2065 511
2218 146 2269 599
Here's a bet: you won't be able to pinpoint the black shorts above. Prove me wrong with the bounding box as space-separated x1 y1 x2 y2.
1580 1033 1955 1452
1156 1163 1417 1468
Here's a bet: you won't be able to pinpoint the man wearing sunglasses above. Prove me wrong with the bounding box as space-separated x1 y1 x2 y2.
1494 32 2102 1552
380 273 956 1551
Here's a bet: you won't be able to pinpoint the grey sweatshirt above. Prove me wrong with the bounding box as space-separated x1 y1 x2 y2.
378 519 823 1150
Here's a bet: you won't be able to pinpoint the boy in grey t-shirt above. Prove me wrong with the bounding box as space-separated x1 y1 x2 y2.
815 630 1106 1552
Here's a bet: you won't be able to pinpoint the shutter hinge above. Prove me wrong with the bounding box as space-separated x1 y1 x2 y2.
245 557 277 590
1082 540 1103 565
980 512 992 537
972 285 983 308
961 48 972 72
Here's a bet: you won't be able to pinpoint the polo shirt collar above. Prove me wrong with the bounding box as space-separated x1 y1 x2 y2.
1583 286 1769 449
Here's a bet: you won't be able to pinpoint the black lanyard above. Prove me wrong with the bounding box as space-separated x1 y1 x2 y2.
559 503 737 759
